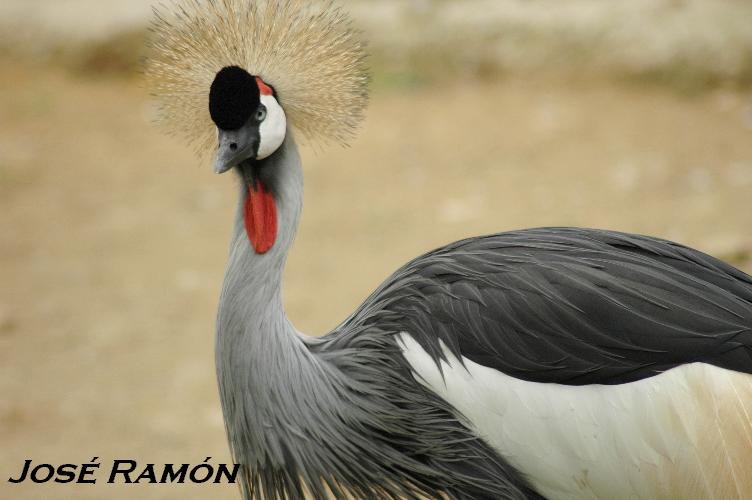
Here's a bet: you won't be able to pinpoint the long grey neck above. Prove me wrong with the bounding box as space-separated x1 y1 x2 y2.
215 134 319 470
216 133 303 348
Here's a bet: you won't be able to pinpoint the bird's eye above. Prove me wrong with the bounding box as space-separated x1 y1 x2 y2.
256 105 267 122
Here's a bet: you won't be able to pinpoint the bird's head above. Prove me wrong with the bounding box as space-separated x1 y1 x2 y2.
210 66 287 174
146 0 368 167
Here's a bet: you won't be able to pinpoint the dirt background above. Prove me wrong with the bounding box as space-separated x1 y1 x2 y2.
2 1 752 499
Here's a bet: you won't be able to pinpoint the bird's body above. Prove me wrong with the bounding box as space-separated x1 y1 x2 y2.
213 137 752 499
147 1 752 498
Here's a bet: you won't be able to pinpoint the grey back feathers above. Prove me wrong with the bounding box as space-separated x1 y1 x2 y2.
339 228 752 386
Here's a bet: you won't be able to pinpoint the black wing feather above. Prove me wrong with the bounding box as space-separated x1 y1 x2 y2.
342 227 752 385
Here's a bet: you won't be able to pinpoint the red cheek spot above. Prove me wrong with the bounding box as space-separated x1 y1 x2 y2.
256 77 273 96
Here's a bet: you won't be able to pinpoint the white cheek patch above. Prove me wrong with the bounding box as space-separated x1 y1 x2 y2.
257 94 287 160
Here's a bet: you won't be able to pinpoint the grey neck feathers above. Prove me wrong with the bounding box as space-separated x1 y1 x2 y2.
215 133 313 470
219 132 302 333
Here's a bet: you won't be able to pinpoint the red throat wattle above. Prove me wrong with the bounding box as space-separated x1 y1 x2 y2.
244 179 277 254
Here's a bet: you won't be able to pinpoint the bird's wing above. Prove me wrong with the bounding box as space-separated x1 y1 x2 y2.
340 227 752 385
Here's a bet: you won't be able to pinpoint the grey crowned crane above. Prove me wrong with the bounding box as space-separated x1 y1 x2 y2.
146 1 752 498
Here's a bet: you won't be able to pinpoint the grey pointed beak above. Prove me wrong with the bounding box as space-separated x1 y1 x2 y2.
213 126 258 174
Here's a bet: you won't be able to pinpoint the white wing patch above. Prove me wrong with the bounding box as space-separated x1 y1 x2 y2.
398 333 752 500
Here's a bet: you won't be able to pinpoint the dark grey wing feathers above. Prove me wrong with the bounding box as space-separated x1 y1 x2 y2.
338 227 752 385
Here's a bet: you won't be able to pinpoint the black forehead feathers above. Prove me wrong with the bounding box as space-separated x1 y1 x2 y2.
209 66 260 131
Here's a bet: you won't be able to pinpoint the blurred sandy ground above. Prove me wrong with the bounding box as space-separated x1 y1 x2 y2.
1 1 752 499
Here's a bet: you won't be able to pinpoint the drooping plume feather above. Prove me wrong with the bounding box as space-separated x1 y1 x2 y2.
146 0 369 151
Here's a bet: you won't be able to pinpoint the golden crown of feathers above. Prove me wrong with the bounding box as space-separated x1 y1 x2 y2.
146 0 369 151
